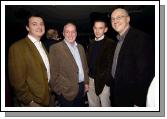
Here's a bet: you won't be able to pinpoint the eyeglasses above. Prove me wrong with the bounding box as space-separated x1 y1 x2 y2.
111 16 128 22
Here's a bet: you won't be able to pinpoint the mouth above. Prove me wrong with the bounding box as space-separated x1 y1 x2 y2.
36 30 42 32
69 38 74 40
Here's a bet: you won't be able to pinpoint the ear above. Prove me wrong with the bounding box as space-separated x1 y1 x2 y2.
127 16 130 23
93 26 95 30
26 26 29 31
62 32 65 37
104 27 108 33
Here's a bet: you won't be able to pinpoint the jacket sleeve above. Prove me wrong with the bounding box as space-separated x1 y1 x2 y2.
49 45 62 95
134 34 155 106
82 46 89 85
105 40 116 86
8 44 33 105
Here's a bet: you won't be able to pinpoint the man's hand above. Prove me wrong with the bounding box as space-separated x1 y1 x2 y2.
84 84 89 93
29 101 42 107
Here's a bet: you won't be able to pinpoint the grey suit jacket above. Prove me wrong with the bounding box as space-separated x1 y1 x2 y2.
8 37 50 106
49 40 89 101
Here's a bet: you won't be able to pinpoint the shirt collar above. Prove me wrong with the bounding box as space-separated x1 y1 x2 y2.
116 26 130 41
28 34 40 44
64 39 77 47
95 35 105 41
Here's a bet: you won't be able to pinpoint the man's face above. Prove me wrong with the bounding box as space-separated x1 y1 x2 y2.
26 16 45 40
93 21 107 39
111 9 130 35
63 24 77 43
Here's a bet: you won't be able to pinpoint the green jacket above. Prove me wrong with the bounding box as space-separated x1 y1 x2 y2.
8 37 50 106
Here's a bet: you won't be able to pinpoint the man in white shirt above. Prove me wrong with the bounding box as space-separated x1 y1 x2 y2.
8 14 50 106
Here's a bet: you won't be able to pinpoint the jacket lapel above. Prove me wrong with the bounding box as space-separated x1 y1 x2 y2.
42 43 49 56
117 27 132 60
62 41 78 70
25 37 47 71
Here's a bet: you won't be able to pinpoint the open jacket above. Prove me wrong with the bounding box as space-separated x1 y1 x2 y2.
8 37 50 106
87 36 116 95
49 41 89 101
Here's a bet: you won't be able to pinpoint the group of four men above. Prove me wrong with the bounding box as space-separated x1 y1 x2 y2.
8 8 154 107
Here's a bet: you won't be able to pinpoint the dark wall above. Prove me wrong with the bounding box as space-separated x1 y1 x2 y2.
5 5 155 49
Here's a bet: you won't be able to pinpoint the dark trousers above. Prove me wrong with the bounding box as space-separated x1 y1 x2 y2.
58 82 85 107
110 80 135 107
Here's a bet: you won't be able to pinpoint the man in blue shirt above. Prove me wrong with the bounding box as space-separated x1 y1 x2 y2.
49 22 89 107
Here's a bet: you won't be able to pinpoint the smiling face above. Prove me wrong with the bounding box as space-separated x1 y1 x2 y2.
63 23 77 44
111 8 130 35
26 16 45 40
93 21 108 39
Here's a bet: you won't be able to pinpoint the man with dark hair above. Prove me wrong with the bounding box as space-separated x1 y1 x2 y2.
8 14 51 106
87 18 116 106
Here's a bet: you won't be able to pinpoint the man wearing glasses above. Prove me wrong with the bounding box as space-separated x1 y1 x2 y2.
110 8 155 107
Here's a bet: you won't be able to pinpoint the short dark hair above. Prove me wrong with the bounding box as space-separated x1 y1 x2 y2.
93 18 108 27
24 13 45 27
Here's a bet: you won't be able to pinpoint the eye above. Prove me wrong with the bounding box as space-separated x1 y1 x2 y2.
32 23 37 26
40 23 44 26
117 16 121 20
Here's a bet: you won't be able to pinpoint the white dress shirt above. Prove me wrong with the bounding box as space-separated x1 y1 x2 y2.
28 34 50 82
64 39 84 83
95 35 104 41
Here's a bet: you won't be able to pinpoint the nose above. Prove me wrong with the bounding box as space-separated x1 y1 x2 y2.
69 32 73 36
95 29 99 33
37 24 43 29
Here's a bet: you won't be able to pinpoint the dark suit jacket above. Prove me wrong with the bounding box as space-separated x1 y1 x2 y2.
8 37 50 106
87 36 116 95
49 40 89 101
111 27 155 106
